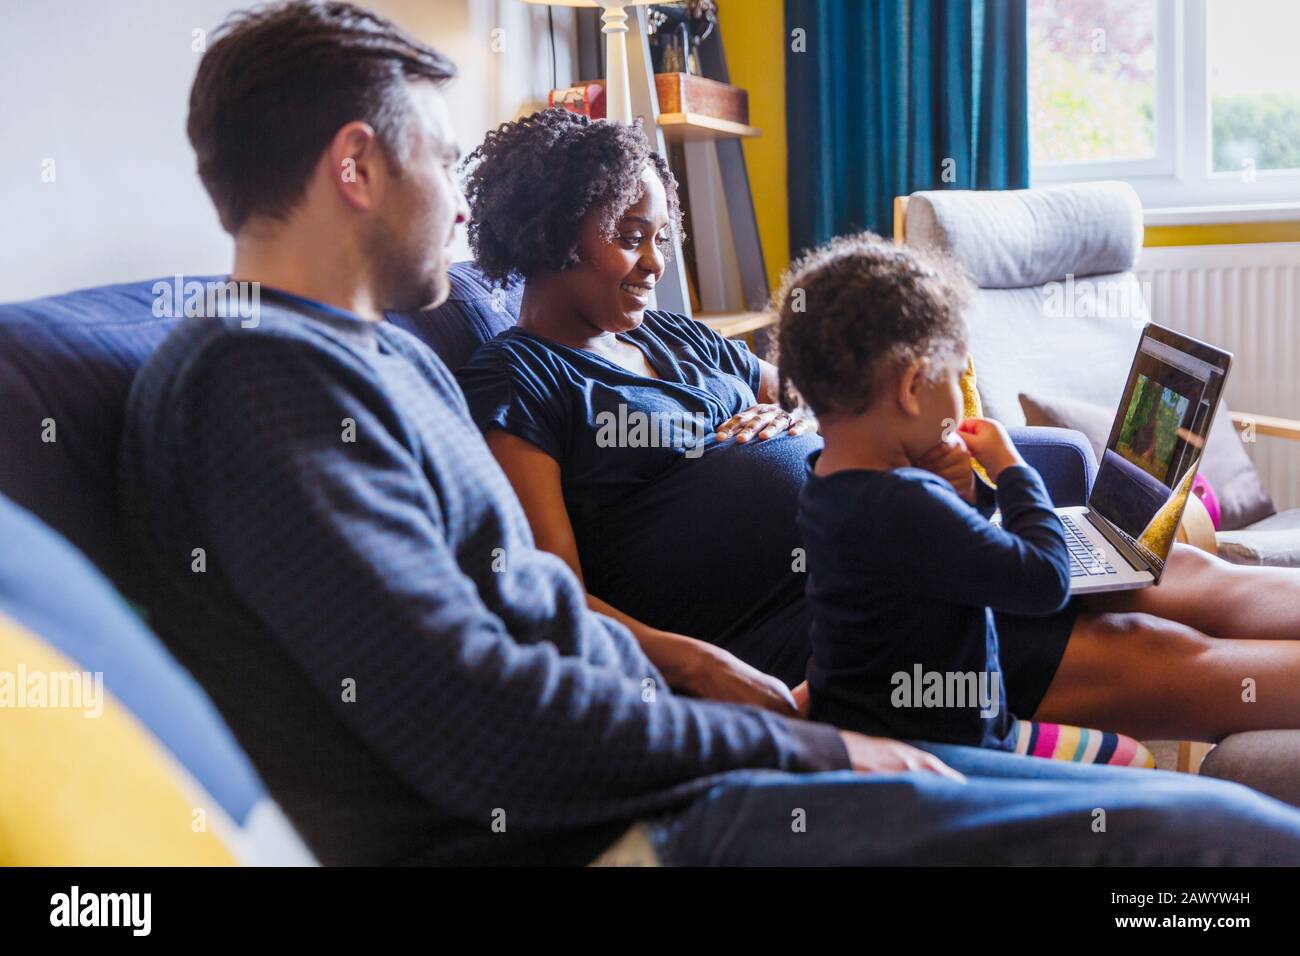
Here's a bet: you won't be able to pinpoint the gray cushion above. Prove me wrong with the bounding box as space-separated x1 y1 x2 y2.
963 276 1147 426
1019 392 1276 532
1018 393 1114 460
906 181 1145 288
1216 509 1300 567
1201 731 1300 808
906 184 1152 429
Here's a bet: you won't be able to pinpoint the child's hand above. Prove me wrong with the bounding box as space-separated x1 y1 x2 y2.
916 436 977 504
956 418 1026 480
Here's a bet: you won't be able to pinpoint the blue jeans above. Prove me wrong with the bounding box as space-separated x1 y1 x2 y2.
647 742 1300 865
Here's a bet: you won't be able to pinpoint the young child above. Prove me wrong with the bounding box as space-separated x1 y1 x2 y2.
777 233 1152 767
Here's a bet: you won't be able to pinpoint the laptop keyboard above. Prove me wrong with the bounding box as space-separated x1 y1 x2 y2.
1061 514 1119 578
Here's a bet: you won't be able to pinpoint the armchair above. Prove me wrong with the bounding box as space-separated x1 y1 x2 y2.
1217 413 1300 564
894 182 1300 788
894 182 1300 567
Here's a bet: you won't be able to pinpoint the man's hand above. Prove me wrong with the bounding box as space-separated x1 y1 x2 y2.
916 436 977 504
956 417 1025 480
686 642 799 716
715 404 818 444
838 732 967 781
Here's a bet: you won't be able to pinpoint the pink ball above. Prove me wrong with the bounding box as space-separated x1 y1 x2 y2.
1192 474 1221 530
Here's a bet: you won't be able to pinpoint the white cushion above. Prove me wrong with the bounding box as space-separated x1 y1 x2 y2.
904 183 1151 427
906 181 1145 288
964 278 1146 425
1216 509 1300 567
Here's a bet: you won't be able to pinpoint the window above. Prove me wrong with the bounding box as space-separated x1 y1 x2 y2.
1030 0 1300 209
1029 0 1159 167
1208 0 1300 175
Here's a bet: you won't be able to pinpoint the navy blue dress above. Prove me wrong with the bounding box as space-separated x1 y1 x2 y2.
458 311 820 686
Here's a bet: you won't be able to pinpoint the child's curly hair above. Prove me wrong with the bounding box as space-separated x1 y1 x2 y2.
459 107 684 284
774 232 973 418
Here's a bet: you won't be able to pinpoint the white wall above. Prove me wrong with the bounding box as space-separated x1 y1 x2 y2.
0 0 575 301
1138 242 1300 512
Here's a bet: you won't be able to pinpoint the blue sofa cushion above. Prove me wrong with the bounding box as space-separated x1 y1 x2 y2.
386 260 522 373
0 279 194 581
0 262 515 585
0 490 261 822
1005 425 1097 508
0 490 312 863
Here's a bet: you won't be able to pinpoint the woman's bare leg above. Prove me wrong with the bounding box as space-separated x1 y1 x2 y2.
1083 543 1300 641
1033 610 1300 742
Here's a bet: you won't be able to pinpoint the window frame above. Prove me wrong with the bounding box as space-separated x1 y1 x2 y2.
1031 0 1300 210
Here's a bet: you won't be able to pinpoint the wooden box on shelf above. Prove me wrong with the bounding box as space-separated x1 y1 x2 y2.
653 72 747 124
551 74 758 142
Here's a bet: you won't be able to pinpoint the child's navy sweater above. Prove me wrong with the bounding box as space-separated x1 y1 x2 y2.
798 459 1072 750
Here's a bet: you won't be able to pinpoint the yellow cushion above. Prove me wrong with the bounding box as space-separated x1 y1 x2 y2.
960 355 996 489
1138 456 1198 557
0 612 238 866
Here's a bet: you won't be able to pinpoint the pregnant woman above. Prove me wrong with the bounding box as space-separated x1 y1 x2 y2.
456 108 1300 743
458 111 815 714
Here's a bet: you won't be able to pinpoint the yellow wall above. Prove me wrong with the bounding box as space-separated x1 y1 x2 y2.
1144 221 1300 247
719 0 789 293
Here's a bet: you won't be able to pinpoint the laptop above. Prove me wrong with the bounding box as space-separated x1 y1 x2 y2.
1020 323 1231 595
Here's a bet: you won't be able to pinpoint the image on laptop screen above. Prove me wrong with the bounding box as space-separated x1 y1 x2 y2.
1087 325 1232 580
1115 373 1192 485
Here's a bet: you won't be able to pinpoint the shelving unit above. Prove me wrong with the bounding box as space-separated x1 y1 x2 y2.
698 310 774 338
657 112 760 143
579 5 774 337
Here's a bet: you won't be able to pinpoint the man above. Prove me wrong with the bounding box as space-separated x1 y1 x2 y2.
118 0 1300 865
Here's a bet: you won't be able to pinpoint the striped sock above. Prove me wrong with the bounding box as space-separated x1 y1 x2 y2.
1013 719 1156 768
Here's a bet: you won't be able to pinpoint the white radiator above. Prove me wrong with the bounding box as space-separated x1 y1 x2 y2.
1136 242 1300 512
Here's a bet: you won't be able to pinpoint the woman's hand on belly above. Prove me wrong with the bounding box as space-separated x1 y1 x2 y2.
715 404 818 444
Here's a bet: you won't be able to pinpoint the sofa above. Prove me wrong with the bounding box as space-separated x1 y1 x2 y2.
898 180 1300 567
0 262 1090 590
0 260 1291 856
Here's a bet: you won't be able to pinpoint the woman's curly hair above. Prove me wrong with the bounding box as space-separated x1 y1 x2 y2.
773 232 973 418
460 108 684 284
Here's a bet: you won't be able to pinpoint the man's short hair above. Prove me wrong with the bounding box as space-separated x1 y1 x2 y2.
775 233 973 418
188 1 456 234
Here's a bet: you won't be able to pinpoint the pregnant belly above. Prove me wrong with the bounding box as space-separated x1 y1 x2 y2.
572 431 822 642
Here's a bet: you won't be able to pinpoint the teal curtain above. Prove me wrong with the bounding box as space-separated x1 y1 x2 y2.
785 0 1028 257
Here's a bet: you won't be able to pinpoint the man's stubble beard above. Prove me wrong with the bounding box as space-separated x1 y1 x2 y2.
367 206 446 314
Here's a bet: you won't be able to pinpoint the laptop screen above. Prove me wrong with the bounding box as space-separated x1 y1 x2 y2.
1088 324 1232 580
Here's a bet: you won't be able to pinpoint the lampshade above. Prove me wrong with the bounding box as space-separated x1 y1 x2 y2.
520 1 657 8
519 0 659 123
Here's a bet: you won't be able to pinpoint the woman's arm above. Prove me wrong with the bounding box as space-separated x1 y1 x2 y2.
484 427 797 715
757 357 782 405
